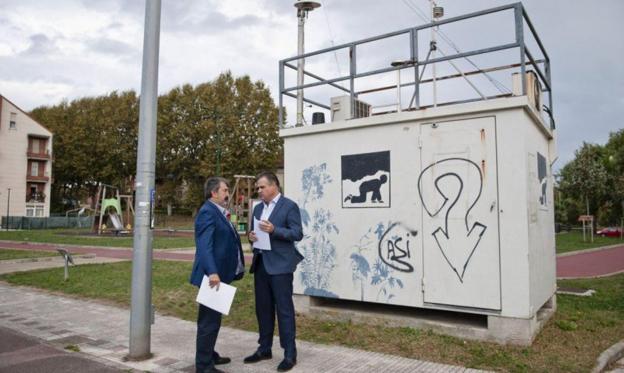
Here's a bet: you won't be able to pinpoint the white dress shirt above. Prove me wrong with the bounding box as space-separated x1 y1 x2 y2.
260 193 281 221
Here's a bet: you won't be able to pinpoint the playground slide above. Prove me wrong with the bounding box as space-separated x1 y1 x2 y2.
109 213 124 231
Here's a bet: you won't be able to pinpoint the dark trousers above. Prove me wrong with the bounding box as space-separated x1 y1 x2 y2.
196 304 222 372
254 255 297 359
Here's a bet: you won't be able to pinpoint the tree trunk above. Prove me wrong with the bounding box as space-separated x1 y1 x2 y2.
167 203 172 216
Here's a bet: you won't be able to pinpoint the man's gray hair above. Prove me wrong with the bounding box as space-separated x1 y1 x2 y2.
204 177 228 200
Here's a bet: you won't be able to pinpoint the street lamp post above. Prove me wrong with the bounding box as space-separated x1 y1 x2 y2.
129 0 161 360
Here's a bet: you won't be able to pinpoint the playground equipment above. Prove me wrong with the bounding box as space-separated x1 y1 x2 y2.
228 175 255 232
92 183 134 235
65 205 96 228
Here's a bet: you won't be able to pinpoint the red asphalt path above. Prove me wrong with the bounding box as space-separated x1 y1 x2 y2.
556 244 624 279
0 241 253 264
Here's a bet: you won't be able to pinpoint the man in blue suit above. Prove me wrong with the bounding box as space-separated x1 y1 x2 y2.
190 177 245 373
244 171 304 372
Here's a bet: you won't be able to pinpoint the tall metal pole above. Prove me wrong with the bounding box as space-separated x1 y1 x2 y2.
5 188 10 231
296 12 305 126
294 1 320 127
129 0 161 359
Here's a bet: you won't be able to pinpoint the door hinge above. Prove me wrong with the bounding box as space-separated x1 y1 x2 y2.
421 277 425 292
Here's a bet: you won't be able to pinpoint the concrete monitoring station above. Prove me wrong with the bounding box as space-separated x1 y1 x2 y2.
281 2 556 345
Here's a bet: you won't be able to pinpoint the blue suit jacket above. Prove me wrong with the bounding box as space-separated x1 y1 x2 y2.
251 196 304 275
190 201 245 287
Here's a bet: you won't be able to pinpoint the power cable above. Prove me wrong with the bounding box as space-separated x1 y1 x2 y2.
401 0 511 94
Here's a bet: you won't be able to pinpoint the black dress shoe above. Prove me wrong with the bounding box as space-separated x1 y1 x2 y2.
214 356 231 365
201 366 226 373
244 351 272 363
277 357 296 372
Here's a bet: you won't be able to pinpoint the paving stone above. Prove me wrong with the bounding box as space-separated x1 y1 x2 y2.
0 282 484 373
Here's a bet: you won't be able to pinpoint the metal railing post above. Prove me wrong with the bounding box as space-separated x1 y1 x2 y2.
514 3 526 95
279 60 284 128
349 45 356 119
411 29 420 109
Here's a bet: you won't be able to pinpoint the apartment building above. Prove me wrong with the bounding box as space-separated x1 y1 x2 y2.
0 95 53 218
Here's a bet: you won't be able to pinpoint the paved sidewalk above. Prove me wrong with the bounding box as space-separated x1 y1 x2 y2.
0 326 125 372
0 255 126 275
0 282 483 373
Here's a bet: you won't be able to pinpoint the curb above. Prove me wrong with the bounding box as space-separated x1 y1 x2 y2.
557 269 624 281
0 240 195 252
0 240 130 251
1 253 96 264
592 340 624 373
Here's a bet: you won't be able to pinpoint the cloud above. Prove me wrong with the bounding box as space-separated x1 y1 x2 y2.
20 34 60 56
0 0 622 173
86 37 137 58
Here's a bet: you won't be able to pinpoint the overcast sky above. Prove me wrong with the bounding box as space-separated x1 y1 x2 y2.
0 0 622 170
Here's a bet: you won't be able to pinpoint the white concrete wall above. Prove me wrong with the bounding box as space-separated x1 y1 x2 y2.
0 97 53 218
282 97 556 320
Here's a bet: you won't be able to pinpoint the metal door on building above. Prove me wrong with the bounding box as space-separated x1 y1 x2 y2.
419 117 501 310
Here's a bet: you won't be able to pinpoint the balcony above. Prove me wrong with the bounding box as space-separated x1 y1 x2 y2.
26 192 46 203
26 150 51 160
26 175 49 183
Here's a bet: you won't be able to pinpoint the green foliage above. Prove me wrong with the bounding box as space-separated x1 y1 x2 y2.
555 320 577 331
556 231 623 254
557 130 624 226
30 72 282 213
0 249 57 260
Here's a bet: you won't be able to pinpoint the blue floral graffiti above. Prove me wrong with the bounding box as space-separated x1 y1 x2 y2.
298 163 339 298
350 221 405 302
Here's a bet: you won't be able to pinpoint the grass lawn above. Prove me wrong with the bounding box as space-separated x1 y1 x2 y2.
2 261 622 372
0 248 58 260
0 229 195 250
556 230 623 254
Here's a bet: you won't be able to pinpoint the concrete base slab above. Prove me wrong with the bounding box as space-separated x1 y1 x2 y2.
294 294 556 346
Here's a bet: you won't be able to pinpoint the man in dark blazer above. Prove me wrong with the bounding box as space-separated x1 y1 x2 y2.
244 171 304 372
190 177 245 373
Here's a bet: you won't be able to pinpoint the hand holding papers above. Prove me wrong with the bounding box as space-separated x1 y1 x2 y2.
196 275 237 315
253 217 272 251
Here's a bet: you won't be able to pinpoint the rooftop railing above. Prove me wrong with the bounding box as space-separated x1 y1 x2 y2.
278 2 553 129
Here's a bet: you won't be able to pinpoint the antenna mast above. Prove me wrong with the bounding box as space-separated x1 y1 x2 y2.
294 1 321 126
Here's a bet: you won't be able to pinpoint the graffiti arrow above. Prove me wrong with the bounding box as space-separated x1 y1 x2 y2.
418 159 488 283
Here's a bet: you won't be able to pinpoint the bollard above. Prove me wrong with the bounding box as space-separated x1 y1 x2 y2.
56 249 74 281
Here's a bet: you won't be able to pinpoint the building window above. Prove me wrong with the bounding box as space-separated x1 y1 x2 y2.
26 206 34 217
9 112 17 129
31 162 39 176
32 138 40 153
36 206 44 217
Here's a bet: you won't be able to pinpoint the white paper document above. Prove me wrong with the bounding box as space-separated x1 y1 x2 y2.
253 217 272 251
196 275 237 315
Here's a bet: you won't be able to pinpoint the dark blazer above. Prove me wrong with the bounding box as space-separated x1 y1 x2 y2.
190 201 245 287
251 196 304 275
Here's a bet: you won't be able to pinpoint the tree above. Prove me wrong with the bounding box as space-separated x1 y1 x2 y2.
31 72 282 214
31 91 139 211
604 129 624 223
558 143 608 224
